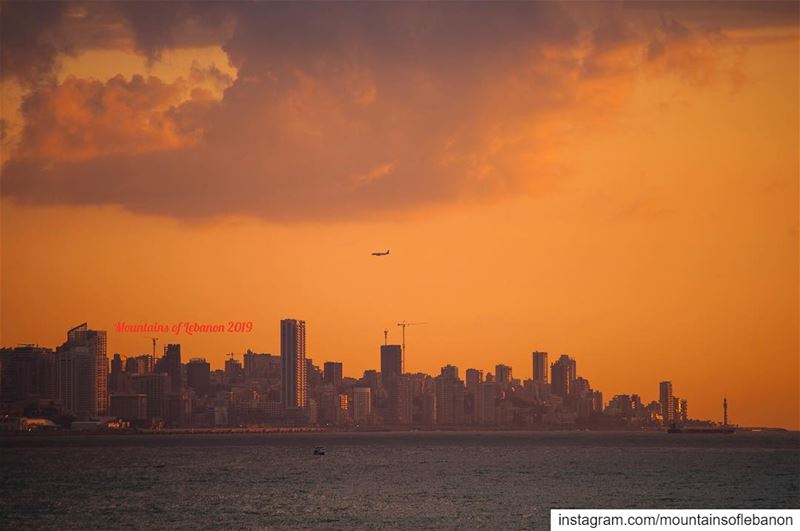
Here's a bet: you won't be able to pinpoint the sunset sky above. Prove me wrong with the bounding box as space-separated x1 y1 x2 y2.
1 2 798 428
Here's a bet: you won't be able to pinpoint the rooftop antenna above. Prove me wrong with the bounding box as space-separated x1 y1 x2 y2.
383 329 388 346
148 337 158 370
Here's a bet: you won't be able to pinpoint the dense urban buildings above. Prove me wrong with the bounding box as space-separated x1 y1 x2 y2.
0 319 714 431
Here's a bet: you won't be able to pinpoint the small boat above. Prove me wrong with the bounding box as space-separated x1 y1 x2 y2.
313 446 326 455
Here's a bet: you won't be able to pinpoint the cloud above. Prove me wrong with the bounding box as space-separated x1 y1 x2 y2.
14 74 206 162
0 0 234 86
116 1 235 61
0 1 68 85
1 2 794 221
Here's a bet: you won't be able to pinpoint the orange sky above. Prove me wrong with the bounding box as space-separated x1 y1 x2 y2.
1 2 798 428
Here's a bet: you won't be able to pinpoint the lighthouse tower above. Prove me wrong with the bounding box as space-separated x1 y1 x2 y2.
723 397 728 427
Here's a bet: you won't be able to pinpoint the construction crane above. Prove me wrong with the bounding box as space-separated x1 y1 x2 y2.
396 321 428 374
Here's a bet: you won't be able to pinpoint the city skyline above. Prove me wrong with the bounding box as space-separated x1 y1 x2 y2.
1 2 797 431
0 318 753 428
0 4 797 529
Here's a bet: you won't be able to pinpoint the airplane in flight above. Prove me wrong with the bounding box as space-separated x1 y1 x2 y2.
371 250 390 256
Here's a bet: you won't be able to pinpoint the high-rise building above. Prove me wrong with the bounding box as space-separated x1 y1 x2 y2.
440 365 459 380
109 353 125 394
186 358 211 396
465 369 483 425
125 355 152 375
281 319 307 408
550 354 576 398
338 393 349 422
659 381 673 426
495 364 512 386
672 395 681 425
532 351 548 384
631 394 643 417
323 361 343 386
243 350 276 379
592 390 604 414
306 359 322 393
389 375 413 425
56 323 107 418
435 371 465 425
573 377 591 395
380 345 402 380
477 381 497 425
352 387 372 423
160 344 182 389
225 357 244 384
0 345 57 404
465 369 483 393
318 385 339 425
130 373 170 422
361 370 382 395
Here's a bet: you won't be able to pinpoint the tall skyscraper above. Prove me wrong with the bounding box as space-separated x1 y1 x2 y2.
465 368 483 424
160 344 182 390
56 323 107 418
281 319 307 408
380 345 402 380
550 354 576 398
659 381 673 426
323 361 343 386
532 351 548 383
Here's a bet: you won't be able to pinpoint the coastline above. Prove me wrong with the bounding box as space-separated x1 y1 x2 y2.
0 425 789 438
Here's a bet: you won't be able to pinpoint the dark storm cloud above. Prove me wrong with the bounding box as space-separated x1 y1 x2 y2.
1 1 795 221
0 1 67 85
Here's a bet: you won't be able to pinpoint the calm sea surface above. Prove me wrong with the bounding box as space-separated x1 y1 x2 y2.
1 431 798 529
